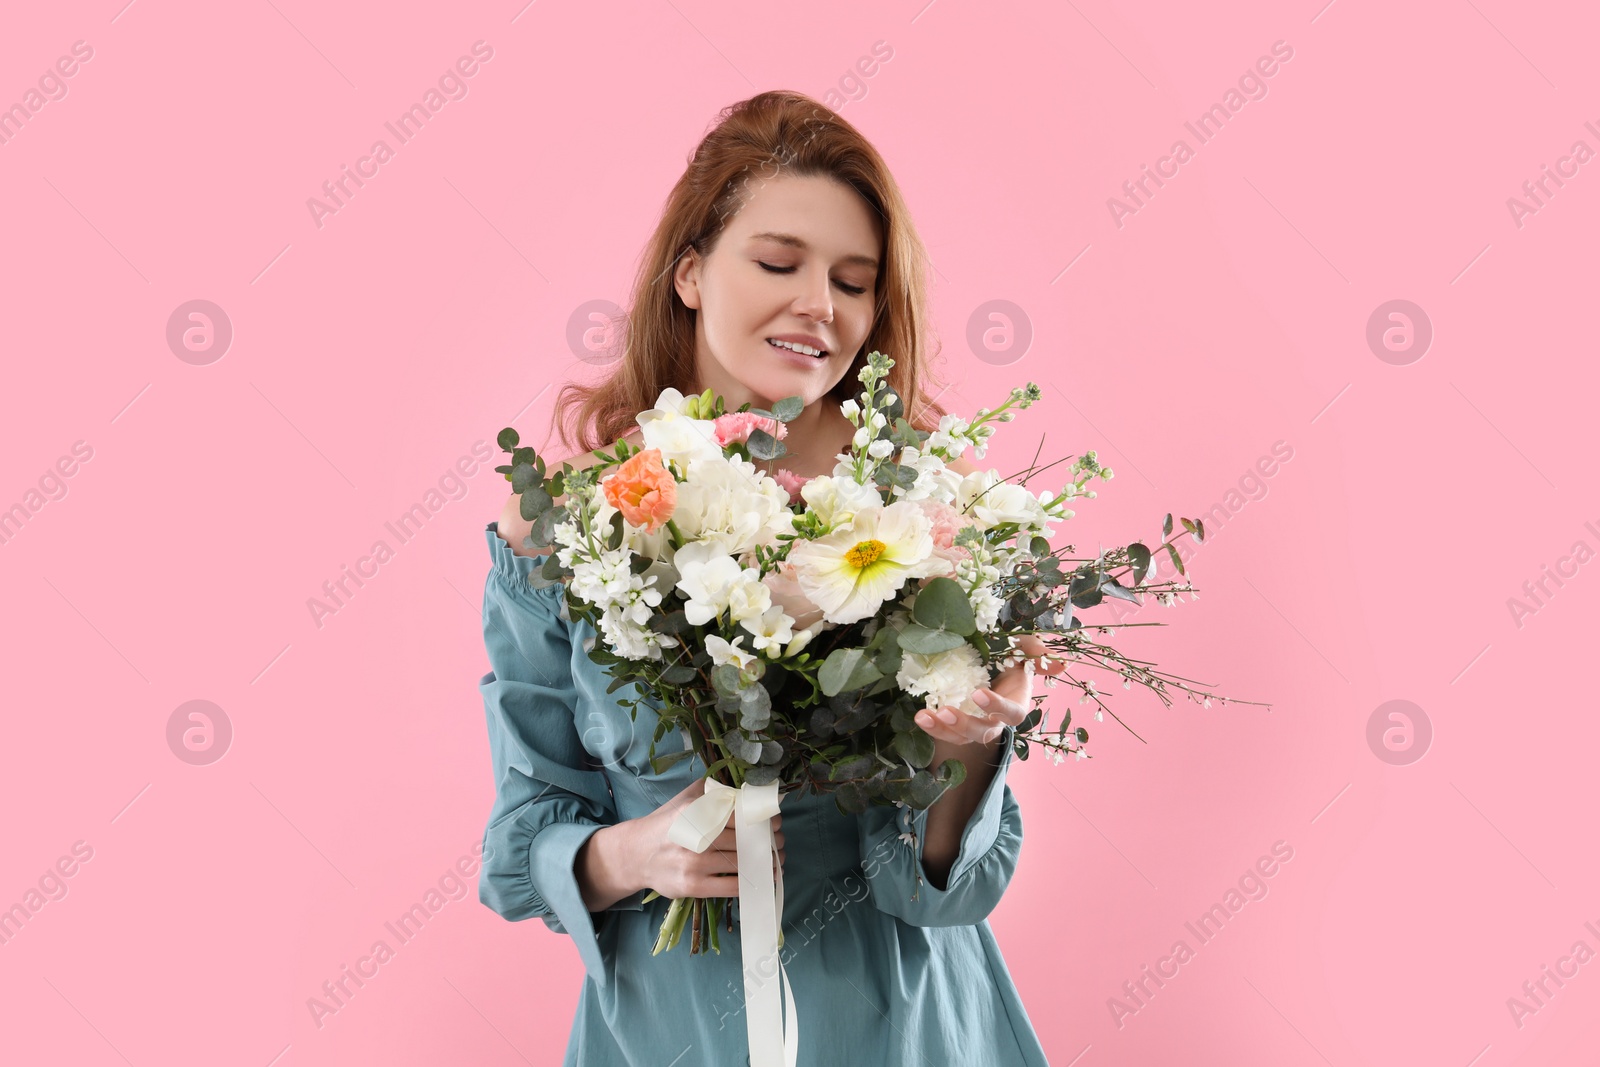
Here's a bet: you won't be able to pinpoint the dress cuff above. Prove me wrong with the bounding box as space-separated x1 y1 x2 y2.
529 821 647 990
859 725 1022 927
919 724 1015 888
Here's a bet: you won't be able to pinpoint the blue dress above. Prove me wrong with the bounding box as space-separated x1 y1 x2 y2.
475 522 1050 1065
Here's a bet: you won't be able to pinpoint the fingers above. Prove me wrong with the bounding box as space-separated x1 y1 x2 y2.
915 696 1025 746
1015 633 1066 675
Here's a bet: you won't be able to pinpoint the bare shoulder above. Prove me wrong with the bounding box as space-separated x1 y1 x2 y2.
494 429 645 558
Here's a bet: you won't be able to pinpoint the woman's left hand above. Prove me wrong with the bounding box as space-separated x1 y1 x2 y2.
913 634 1066 748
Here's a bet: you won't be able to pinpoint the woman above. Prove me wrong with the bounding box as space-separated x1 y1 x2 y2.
477 90 1059 1065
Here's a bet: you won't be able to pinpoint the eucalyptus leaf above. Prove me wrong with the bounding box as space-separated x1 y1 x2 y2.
497 427 520 452
530 508 561 548
935 756 967 790
829 754 876 781
835 782 868 815
1101 578 1140 604
722 730 763 764
772 396 804 421
747 428 786 461
745 764 781 786
1128 543 1152 586
711 664 743 694
893 728 936 769
896 623 966 655
907 769 943 808
739 685 772 731
911 577 976 636
819 647 883 697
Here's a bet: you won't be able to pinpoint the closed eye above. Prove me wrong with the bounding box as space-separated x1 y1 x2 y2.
758 261 867 296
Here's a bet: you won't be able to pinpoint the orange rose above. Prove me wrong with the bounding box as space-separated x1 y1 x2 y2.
601 448 678 533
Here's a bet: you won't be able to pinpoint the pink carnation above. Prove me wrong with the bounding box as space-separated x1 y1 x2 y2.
712 411 788 448
918 498 971 570
771 468 807 505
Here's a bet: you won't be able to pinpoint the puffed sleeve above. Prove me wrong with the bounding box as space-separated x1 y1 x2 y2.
476 522 647 990
856 724 1023 927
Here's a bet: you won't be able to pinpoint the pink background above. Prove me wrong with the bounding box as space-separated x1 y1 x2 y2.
3 1 1597 1063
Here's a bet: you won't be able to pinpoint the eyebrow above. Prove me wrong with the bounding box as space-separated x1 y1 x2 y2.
747 231 879 271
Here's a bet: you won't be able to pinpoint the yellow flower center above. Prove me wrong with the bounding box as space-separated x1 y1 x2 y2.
845 539 887 569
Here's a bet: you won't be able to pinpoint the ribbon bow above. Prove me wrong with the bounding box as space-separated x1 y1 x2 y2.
667 778 799 1067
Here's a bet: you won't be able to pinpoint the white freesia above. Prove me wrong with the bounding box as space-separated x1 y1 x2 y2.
674 453 795 556
673 542 749 627
725 569 775 627
635 388 726 469
738 604 796 655
706 634 757 672
896 643 991 716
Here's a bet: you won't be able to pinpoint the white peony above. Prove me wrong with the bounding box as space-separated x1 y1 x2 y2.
896 643 992 716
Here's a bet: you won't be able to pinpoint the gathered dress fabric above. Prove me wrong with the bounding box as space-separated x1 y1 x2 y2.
476 522 1050 1065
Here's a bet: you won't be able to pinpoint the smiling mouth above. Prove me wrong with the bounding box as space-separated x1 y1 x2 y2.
767 338 829 358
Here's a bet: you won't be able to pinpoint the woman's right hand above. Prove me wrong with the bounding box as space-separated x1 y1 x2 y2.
631 777 786 900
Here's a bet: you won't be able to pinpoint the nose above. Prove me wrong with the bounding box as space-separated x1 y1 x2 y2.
792 267 833 326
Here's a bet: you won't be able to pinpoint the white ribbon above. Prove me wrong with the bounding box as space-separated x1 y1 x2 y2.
667 778 799 1067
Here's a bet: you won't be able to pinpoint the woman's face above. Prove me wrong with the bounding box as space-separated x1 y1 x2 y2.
674 173 882 412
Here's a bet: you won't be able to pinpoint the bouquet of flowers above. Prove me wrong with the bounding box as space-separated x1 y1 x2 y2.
494 352 1237 959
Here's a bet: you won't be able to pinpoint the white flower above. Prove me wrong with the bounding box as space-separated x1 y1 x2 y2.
674 543 749 626
673 453 795 557
706 634 757 672
867 438 895 459
799 475 883 529
739 604 796 655
896 643 991 716
786 501 948 625
970 587 1005 633
725 571 774 627
960 471 1050 530
635 388 726 469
